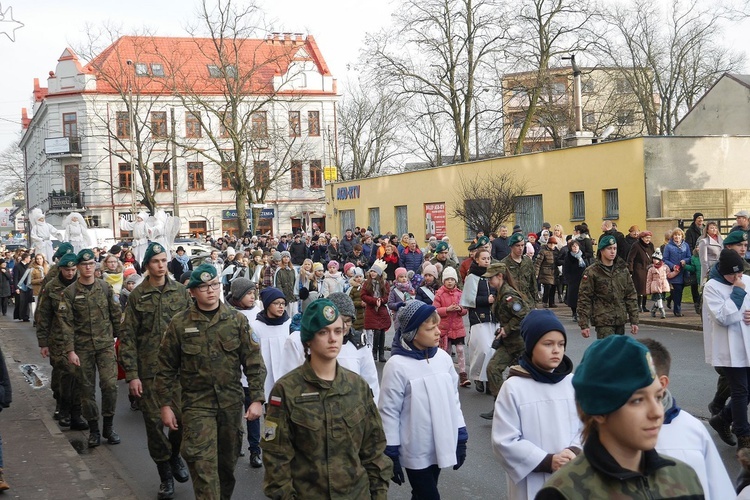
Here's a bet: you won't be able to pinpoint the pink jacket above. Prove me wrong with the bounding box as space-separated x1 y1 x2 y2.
433 285 467 340
646 264 670 294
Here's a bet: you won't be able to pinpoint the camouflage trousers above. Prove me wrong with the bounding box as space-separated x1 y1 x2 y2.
595 325 625 339
140 378 182 463
486 334 525 398
182 404 243 500
50 346 81 415
75 346 118 422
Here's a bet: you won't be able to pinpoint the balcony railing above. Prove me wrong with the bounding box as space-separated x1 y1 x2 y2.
42 191 86 213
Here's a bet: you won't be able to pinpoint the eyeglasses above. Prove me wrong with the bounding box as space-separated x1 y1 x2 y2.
270 299 286 307
197 282 221 292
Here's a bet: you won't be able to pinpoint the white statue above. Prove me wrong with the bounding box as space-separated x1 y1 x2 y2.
119 211 150 264
62 212 91 254
147 210 181 261
29 208 61 263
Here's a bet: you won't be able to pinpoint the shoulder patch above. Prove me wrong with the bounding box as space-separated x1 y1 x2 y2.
251 331 260 344
512 301 522 312
505 295 513 302
582 274 588 280
262 420 277 441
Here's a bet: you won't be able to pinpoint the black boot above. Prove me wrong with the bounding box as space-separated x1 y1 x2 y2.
70 413 89 431
168 430 189 483
156 461 175 500
88 420 101 448
102 416 121 445
377 330 386 362
58 411 71 428
372 330 380 361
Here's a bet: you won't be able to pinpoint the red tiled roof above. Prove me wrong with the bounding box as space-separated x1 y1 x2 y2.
83 34 333 96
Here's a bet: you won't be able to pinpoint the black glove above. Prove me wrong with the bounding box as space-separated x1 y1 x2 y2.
454 426 468 470
385 445 404 485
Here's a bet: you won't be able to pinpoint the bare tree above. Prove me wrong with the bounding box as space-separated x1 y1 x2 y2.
451 172 528 235
0 134 25 199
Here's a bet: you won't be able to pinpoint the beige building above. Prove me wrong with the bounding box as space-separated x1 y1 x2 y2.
674 73 750 136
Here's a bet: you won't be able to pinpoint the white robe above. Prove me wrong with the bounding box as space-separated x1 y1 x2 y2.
656 409 735 500
248 316 292 401
378 349 466 470
702 275 750 366
239 306 262 388
30 222 60 263
119 218 149 264
491 373 581 500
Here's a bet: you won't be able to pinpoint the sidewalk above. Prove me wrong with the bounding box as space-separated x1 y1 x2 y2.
0 318 138 499
553 302 703 331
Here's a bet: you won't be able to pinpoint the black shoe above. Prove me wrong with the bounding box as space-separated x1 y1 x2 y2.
103 428 121 445
53 407 60 420
70 415 89 430
475 381 484 393
250 451 263 468
708 402 723 417
156 461 175 500
572 314 577 322
58 414 71 428
479 410 494 420
694 303 701 314
709 414 737 446
88 432 101 448
130 399 140 411
674 312 684 317
170 455 189 483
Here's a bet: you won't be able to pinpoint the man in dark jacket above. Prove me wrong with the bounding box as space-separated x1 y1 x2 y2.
684 212 704 312
289 233 308 266
491 225 511 261
598 220 629 262
340 229 358 256
0 343 11 491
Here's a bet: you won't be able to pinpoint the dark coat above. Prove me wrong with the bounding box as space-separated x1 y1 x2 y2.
626 239 655 295
534 246 559 285
361 279 391 330
685 223 703 252
0 268 11 297
491 236 510 261
288 240 308 266
598 229 629 261
0 344 11 410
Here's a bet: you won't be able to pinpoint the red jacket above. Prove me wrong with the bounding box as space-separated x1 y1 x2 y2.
361 279 392 330
433 285 467 339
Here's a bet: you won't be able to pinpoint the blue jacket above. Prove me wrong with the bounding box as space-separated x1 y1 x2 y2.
400 248 424 275
663 240 691 285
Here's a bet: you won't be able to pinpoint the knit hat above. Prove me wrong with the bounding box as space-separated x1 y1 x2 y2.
327 260 340 271
476 236 490 246
53 242 75 261
435 241 449 253
343 262 355 275
482 262 507 278
397 300 437 342
442 266 458 282
280 251 291 260
187 263 218 289
298 287 320 313
352 267 364 278
639 231 652 238
300 299 340 343
718 248 745 275
312 262 324 272
513 225 522 233
251 249 263 258
272 251 282 262
230 277 256 301
724 230 748 247
693 212 704 222
509 233 524 246
109 244 122 255
395 267 408 279
527 233 537 239
597 235 616 250
573 335 656 415
652 249 663 261
260 287 286 310
142 242 166 269
327 292 356 319
370 259 387 277
76 249 95 264
123 267 137 278
520 310 566 356
226 247 236 257
548 236 558 245
58 253 78 269
124 273 143 287
422 264 438 279
180 271 192 284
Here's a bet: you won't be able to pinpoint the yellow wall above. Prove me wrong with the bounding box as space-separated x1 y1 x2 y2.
328 138 647 246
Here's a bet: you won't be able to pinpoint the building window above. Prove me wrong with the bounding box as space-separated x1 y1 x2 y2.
64 164 80 193
116 111 130 138
309 160 322 188
221 162 234 190
308 111 320 136
63 112 77 137
151 111 167 137
207 65 222 78
154 162 171 191
118 163 132 190
549 82 566 95
251 111 268 138
291 161 303 189
226 65 238 78
395 205 408 237
220 111 233 138
369 208 380 235
571 191 585 220
615 78 631 94
189 220 207 236
616 110 634 126
582 79 595 94
150 63 164 77
207 64 236 78
583 111 596 127
604 189 619 219
289 111 301 137
340 210 356 238
135 63 148 76
511 113 525 128
185 111 201 138
254 161 270 189
187 162 204 191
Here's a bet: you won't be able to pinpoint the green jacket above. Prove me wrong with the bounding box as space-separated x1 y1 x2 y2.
59 278 122 353
501 255 538 306
491 282 530 337
261 361 391 500
155 302 266 410
118 277 192 381
577 258 639 329
35 276 73 352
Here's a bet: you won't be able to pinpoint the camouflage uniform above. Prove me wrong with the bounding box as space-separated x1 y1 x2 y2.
155 302 266 500
33 263 60 325
119 277 192 463
59 279 122 423
576 258 639 339
486 283 531 397
501 255 538 307
261 361 391 499
430 256 462 287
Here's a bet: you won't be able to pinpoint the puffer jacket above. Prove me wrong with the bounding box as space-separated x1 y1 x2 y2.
433 285 467 340
400 247 424 275
534 246 559 285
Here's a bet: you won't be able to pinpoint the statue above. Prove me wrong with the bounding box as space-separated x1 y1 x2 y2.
119 211 150 264
62 212 92 254
29 208 61 263
147 210 181 261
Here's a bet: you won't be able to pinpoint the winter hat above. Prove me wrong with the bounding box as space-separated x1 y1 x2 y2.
527 233 537 240
651 249 663 261
251 249 263 259
298 287 321 313
343 262 355 275
718 248 745 275
142 242 166 269
397 300 437 342
724 230 748 247
513 225 522 233
76 249 95 264
230 277 256 301
508 233 524 246
53 242 75 261
312 262 324 272
435 241 449 253
370 259 387 277
187 263 217 289
109 244 122 255
597 235 616 251
327 260 340 271
260 287 286 310
542 222 551 229
272 251 282 262
300 299 339 343
395 267 408 279
548 236 558 245
280 251 291 260
520 310 566 356
226 247 236 258
352 267 364 278
639 231 653 239
442 266 458 282
327 292 356 319
693 212 704 222
422 264 438 279
123 267 137 279
124 273 143 287
573 335 656 415
179 271 192 284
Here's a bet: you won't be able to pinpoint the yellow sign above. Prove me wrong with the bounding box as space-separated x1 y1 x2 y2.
323 166 338 181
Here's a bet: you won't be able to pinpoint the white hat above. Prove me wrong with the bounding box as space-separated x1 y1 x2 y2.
442 266 458 282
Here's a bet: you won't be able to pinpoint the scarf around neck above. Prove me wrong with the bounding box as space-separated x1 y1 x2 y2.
518 352 573 384
256 309 290 326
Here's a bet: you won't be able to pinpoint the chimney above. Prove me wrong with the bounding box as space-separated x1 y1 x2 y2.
21 108 30 129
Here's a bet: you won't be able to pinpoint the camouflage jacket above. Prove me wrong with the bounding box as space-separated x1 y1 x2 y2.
501 255 538 305
155 302 266 410
35 276 73 351
59 279 122 353
491 282 531 337
430 256 462 287
577 258 639 329
34 264 60 324
261 361 391 500
118 277 192 381
536 431 704 499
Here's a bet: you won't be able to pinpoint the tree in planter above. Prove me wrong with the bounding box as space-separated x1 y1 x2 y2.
451 172 528 235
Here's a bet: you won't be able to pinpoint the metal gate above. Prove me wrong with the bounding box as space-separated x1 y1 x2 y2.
515 195 543 234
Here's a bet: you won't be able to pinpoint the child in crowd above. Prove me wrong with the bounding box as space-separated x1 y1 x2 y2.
492 310 580 500
415 264 439 305
119 271 143 310
379 300 467 498
249 287 291 402
250 250 264 284
320 260 346 296
309 262 325 293
348 268 366 333
273 251 298 316
362 260 391 362
388 268 415 332
639 338 734 500
383 244 400 282
646 249 670 319
536 335 704 499
262 251 281 290
433 267 469 387
294 259 314 294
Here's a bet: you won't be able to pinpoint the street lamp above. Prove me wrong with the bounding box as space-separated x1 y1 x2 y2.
126 60 137 215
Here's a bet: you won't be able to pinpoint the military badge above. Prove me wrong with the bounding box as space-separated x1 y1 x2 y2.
200 272 212 282
83 252 92 260
270 396 282 407
262 421 277 441
512 301 522 312
153 244 162 253
323 305 336 322
251 331 260 344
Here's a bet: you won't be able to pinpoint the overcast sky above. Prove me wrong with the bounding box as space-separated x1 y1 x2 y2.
1 0 749 154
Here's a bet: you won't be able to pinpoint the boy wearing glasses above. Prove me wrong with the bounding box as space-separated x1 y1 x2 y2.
155 263 266 499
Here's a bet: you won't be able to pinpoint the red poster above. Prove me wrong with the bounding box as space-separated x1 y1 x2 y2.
424 202 446 240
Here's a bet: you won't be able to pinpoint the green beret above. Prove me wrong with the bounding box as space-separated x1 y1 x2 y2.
187 263 218 289
76 249 95 264
724 229 748 247
142 242 166 269
58 253 78 269
435 241 449 253
573 335 656 415
467 242 478 252
597 235 616 251
300 299 340 344
476 236 490 246
508 233 525 246
53 242 75 261
482 262 507 278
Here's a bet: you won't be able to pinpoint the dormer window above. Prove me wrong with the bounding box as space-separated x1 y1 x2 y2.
134 63 148 76
151 63 164 77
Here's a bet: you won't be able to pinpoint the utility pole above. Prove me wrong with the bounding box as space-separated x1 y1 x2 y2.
170 108 179 216
126 60 137 215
